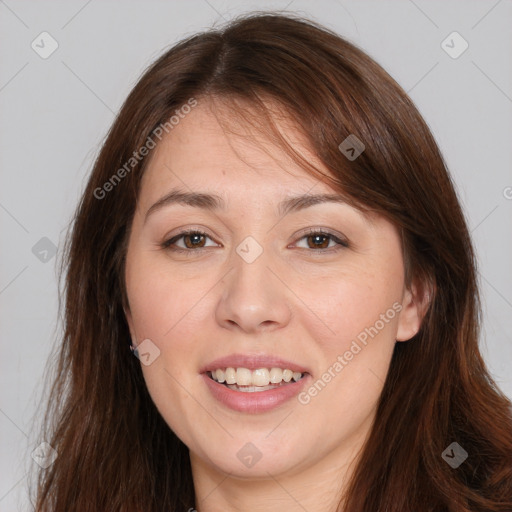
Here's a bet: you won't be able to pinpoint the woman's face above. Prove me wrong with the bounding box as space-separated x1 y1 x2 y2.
124 100 423 482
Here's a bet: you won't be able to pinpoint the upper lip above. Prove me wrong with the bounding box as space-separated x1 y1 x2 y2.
200 353 310 374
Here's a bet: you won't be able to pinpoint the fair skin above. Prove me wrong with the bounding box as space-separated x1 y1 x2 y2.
124 99 426 512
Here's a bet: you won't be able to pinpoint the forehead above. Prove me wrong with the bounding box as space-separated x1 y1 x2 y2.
138 99 338 205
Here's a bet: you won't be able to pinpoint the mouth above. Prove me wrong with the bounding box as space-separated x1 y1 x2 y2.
201 365 311 413
206 367 307 393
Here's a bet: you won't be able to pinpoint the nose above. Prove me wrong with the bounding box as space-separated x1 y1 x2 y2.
215 246 292 334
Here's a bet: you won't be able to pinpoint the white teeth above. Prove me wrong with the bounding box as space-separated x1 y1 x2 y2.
252 368 270 386
236 368 252 386
209 367 305 387
269 368 283 384
225 384 277 393
224 367 236 384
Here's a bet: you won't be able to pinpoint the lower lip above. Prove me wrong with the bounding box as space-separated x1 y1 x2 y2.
202 373 310 413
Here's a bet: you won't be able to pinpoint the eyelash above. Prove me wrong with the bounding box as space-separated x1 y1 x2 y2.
161 228 349 255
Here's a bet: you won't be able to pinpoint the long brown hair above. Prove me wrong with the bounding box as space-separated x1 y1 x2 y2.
33 12 512 511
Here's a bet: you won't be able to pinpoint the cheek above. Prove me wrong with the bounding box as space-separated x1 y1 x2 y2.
125 254 210 341
125 256 206 441
124 252 216 402
294 264 402 432
295 260 404 351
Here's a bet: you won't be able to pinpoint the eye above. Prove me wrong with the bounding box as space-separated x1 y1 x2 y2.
293 229 349 251
161 229 218 253
161 228 349 254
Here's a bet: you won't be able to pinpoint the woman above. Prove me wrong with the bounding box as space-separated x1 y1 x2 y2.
34 12 512 512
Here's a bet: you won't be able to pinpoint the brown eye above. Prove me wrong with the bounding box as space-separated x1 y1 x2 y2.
161 230 216 252
182 233 206 248
295 230 349 251
306 234 331 249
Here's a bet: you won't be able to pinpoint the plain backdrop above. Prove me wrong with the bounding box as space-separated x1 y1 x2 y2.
1 1 511 509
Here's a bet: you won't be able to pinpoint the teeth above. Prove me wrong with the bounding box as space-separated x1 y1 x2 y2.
225 384 280 393
225 367 236 384
236 367 252 386
209 367 305 387
252 368 270 387
269 368 283 384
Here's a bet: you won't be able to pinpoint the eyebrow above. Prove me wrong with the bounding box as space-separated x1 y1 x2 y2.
144 188 347 223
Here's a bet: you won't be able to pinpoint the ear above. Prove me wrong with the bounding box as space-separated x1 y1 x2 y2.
396 278 432 342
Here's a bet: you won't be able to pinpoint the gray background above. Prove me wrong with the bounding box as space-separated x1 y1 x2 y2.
1 0 511 509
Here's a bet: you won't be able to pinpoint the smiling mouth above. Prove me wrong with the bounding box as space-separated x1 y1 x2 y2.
207 367 307 393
